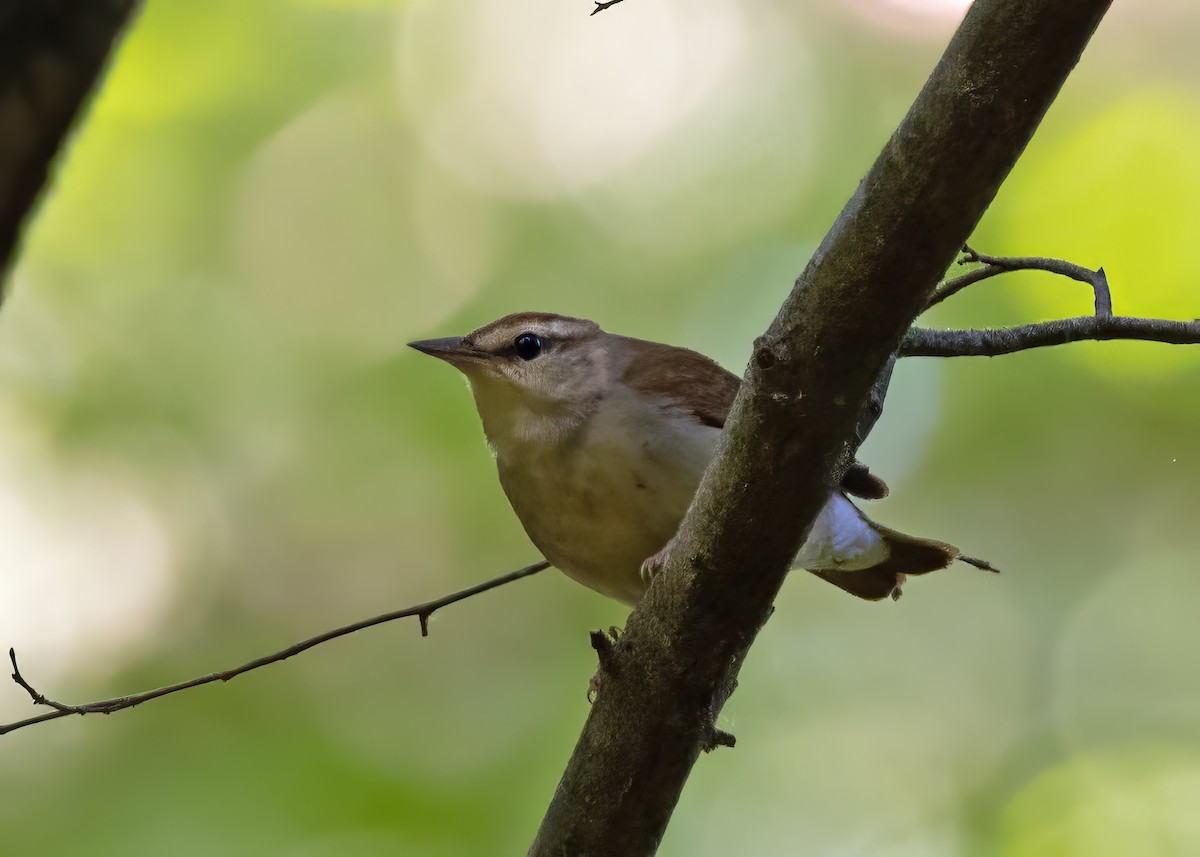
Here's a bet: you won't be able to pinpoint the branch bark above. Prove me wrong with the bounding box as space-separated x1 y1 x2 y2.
903 315 1200 357
0 0 140 292
531 1 1113 853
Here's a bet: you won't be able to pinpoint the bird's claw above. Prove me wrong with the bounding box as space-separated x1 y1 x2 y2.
640 538 675 586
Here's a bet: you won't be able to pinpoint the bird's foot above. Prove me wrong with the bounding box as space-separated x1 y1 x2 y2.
640 538 676 587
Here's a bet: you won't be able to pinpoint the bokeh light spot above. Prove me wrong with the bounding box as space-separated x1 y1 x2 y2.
396 0 747 197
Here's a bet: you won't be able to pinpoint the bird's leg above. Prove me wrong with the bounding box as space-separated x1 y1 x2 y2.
640 536 677 587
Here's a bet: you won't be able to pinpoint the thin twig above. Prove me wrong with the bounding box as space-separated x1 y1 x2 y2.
590 0 626 15
929 245 1114 316
902 315 1200 357
912 247 1194 356
928 262 1009 309
1 560 550 736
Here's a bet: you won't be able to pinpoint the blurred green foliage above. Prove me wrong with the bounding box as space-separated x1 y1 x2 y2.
2 1 1199 854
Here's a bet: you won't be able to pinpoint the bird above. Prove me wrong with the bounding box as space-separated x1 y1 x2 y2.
409 312 995 605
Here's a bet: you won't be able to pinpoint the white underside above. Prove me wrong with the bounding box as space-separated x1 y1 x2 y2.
792 493 890 571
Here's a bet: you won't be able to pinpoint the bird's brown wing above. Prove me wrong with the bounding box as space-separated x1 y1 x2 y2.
618 336 889 497
619 336 740 429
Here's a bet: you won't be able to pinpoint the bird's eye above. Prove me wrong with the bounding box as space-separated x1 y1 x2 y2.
514 333 543 360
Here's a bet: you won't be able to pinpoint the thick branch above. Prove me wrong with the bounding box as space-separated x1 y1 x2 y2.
0 1 141 291
531 1 1112 853
0 560 549 736
903 316 1200 357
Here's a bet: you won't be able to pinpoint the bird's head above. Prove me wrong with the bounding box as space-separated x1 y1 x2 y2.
409 312 610 445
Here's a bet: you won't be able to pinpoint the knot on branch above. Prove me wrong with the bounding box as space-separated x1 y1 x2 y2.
754 343 778 370
753 333 797 374
752 337 803 405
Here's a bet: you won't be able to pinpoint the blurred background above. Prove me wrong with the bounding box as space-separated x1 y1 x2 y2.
2 0 1198 854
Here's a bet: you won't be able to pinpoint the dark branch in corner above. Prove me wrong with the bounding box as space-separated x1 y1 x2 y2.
590 0 626 15
0 1 142 293
0 560 549 736
906 248 1199 357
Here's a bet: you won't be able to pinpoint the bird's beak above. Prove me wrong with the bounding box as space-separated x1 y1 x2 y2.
407 336 486 369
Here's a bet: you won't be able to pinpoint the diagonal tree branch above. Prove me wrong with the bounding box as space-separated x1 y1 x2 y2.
0 0 141 293
0 560 549 736
531 1 1114 853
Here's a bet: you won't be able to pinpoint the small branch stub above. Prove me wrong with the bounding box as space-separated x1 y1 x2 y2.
702 726 737 753
588 628 618 672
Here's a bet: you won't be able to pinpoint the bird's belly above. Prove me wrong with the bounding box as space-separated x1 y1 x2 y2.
497 418 712 604
534 495 673 603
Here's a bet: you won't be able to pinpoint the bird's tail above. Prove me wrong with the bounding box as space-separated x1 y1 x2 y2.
798 495 997 601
